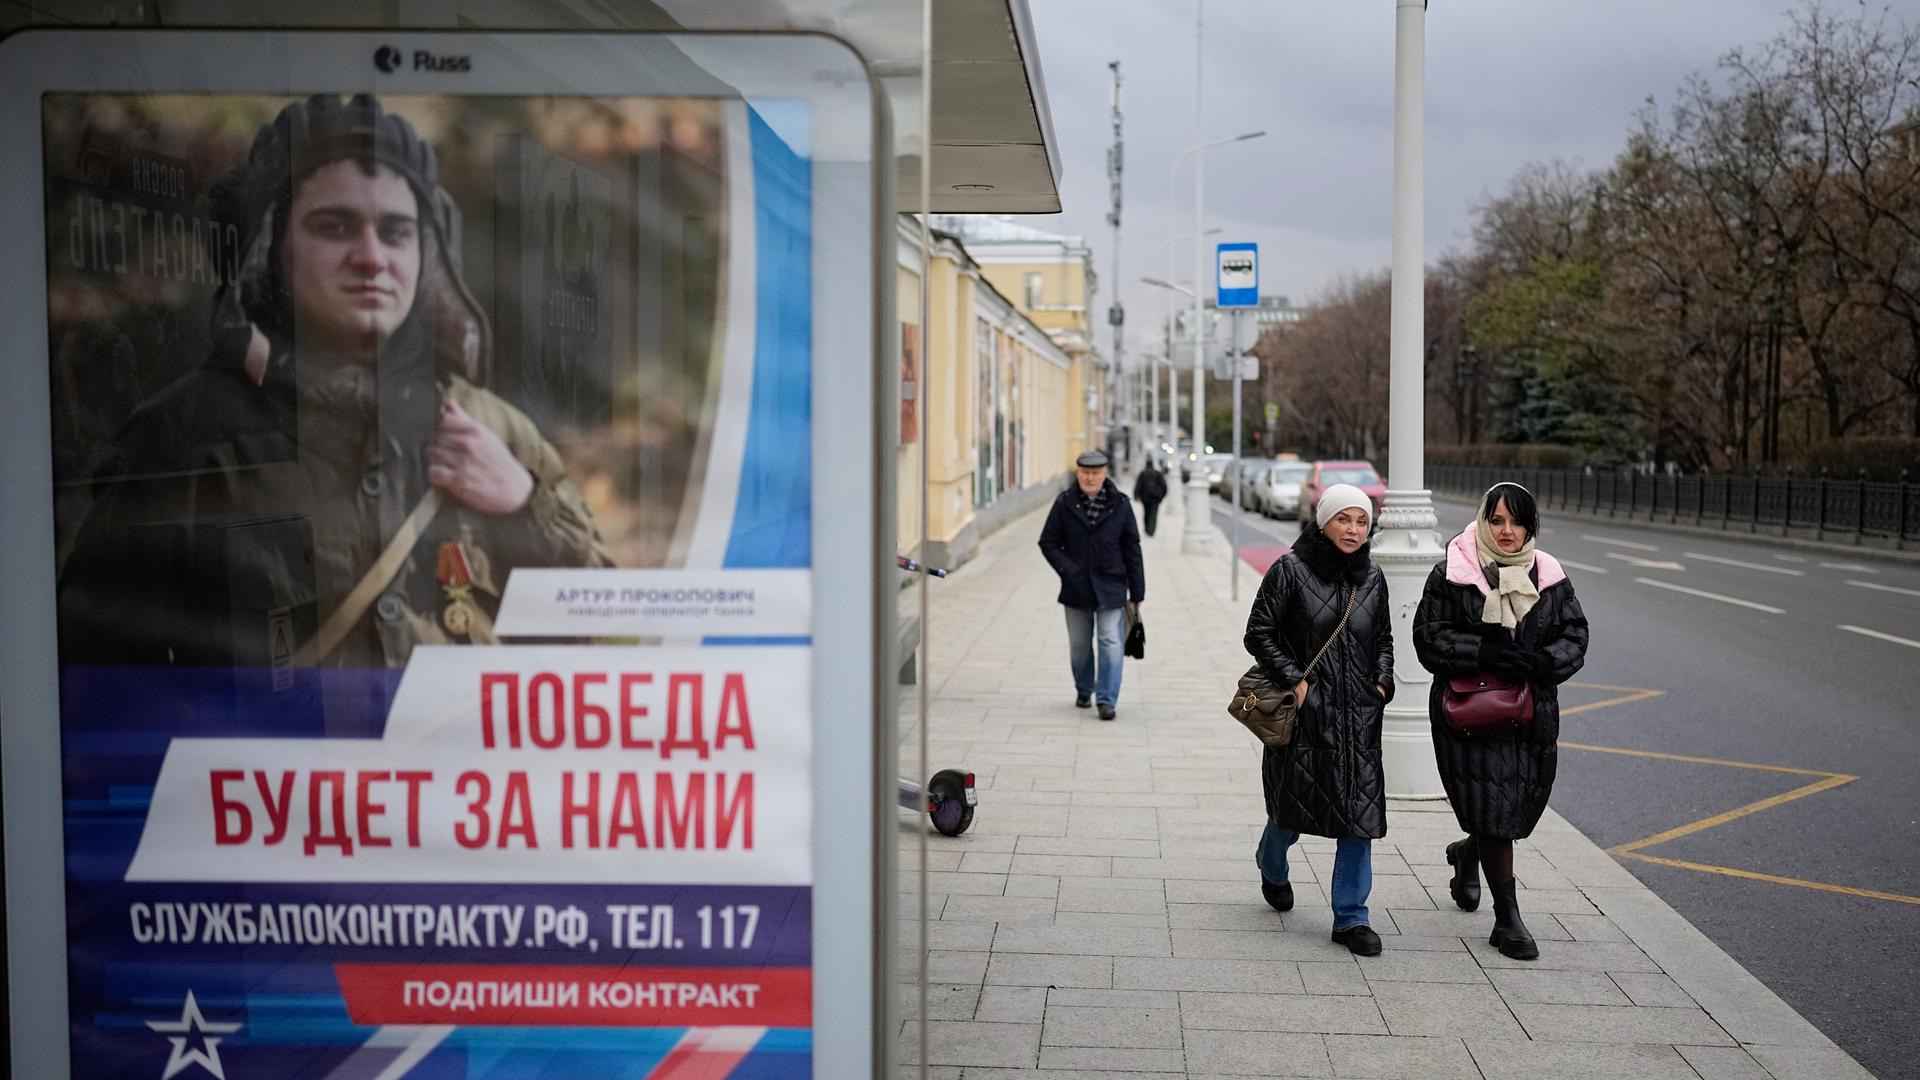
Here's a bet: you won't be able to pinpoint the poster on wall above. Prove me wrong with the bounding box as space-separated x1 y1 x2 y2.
899 321 919 445
3 30 878 1079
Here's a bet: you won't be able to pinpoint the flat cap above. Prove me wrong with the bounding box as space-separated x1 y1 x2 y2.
1075 450 1110 468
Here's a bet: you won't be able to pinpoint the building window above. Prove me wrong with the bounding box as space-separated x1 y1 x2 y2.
1023 272 1043 310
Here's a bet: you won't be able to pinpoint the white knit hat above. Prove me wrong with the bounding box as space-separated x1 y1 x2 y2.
1315 483 1373 529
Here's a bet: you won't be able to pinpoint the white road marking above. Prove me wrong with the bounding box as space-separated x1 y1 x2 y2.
1606 552 1687 571
1846 579 1920 599
1633 577 1785 614
1583 534 1662 551
1820 562 1878 574
1774 554 1811 563
1683 552 1806 576
1838 624 1920 650
1558 559 1610 575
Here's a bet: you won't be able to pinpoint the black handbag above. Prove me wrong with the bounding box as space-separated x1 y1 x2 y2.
1227 586 1357 747
1124 603 1145 659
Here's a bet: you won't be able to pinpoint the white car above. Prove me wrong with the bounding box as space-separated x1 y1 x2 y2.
1260 461 1313 519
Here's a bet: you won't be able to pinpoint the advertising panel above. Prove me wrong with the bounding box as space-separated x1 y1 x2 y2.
1 31 882 1080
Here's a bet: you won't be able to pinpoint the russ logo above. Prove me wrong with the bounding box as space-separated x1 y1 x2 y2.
373 45 402 73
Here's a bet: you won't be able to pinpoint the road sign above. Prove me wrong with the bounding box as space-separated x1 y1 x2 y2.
1264 402 1279 421
1217 242 1257 308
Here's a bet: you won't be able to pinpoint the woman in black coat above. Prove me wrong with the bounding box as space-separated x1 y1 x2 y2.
1243 485 1395 956
1412 483 1589 960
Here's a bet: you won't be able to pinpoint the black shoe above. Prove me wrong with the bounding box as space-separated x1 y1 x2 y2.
1331 924 1383 956
1260 878 1294 912
1446 838 1482 912
1097 704 1116 721
1488 878 1539 960
1075 693 1092 708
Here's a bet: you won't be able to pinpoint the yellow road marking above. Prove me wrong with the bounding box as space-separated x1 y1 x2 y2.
1615 852 1920 907
1554 683 1919 908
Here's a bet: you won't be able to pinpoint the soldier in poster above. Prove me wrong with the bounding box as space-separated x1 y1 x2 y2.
58 94 611 672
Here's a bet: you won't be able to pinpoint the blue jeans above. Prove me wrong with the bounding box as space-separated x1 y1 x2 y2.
1256 818 1373 931
1063 605 1125 707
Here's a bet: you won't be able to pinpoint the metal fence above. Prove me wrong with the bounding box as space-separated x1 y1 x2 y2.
1426 465 1920 549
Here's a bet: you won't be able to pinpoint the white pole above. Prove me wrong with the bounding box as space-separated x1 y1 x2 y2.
1230 310 1243 600
1182 0 1212 553
1379 0 1446 798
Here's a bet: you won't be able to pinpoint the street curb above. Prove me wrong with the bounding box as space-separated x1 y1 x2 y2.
1432 487 1920 568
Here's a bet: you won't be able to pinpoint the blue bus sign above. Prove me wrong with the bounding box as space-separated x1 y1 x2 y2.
1217 242 1257 308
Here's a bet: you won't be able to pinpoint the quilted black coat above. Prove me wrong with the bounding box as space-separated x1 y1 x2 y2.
1412 561 1589 839
1243 527 1396 839
1038 479 1146 611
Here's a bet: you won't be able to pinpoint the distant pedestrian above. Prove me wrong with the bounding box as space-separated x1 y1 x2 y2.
1038 450 1145 721
1413 482 1590 961
1243 485 1395 956
1132 460 1169 537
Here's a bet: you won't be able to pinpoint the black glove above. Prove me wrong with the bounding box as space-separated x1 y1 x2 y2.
1476 637 1506 671
1491 645 1535 680
1530 650 1556 682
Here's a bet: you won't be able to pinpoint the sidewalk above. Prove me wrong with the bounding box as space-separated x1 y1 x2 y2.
893 493 1876 1079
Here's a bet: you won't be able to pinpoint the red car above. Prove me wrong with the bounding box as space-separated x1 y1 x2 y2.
1297 461 1386 523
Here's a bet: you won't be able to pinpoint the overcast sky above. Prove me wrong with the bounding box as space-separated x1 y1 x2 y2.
1021 0 1920 358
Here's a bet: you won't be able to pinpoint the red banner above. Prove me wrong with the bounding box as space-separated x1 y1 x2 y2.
335 963 811 1027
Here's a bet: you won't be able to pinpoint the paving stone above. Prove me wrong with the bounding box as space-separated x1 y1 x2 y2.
1609 971 1695 1008
1047 988 1180 1009
1676 1044 1774 1080
1052 911 1171 930
901 920 998 952
1166 878 1293 906
1043 1005 1183 1048
1012 854 1115 877
1553 912 1630 943
1744 1044 1876 1080
1462 1038 1701 1079
1038 1046 1190 1072
974 984 1049 1023
1322 1033 1479 1079
1381 907 1486 938
992 924 1171 957
1021 836 1164 858
1167 902 1287 930
928 950 992 983
1058 883 1170 915
924 871 1012 896
1510 1002 1734 1045
1007 874 1062 898
1423 884 1598 915
1178 926 1380 961
914 1020 1042 1068
899 983 984 1021
1179 990 1388 1035
1182 1028 1334 1076
1114 956 1306 994
1363 875 1438 910
958 851 1015 873
1466 937 1661 973
1112 856 1268 881
1353 949 1490 985
1488 969 1630 1006
1296 961 1369 997
984 952 1113 989
941 895 1060 926
1066 805 1165 839
1371 981 1526 1039
1061 874 1171 892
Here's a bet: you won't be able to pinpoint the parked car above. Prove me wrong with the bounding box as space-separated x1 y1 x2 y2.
1224 458 1272 506
1203 453 1233 493
1297 460 1386 523
1258 459 1314 519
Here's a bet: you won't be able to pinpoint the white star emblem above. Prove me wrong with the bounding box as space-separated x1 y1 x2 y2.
146 990 242 1080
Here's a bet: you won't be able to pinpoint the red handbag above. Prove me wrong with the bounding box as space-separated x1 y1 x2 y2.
1441 672 1534 736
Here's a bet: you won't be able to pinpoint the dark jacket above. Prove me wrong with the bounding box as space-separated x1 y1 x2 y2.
1243 527 1395 839
1412 529 1590 839
1038 479 1145 611
1132 466 1168 504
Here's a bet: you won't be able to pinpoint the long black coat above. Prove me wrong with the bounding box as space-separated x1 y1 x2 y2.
1243 528 1395 839
1038 480 1145 611
1412 553 1590 839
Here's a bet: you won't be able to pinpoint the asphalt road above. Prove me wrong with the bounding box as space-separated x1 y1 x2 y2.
1204 490 1920 1079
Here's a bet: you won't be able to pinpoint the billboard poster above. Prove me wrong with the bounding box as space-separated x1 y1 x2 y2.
37 84 821 1078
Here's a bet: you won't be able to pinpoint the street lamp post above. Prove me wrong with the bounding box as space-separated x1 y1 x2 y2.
1378 0 1445 797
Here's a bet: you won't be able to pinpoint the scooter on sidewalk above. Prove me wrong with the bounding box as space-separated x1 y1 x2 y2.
894 555 977 836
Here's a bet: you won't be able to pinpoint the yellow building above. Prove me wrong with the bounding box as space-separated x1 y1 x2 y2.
895 220 1082 569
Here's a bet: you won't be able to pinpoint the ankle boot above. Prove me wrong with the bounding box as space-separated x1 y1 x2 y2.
1445 838 1481 912
1488 878 1538 960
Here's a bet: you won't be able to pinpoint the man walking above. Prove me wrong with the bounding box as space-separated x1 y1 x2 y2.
1132 459 1168 537
1038 450 1145 720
